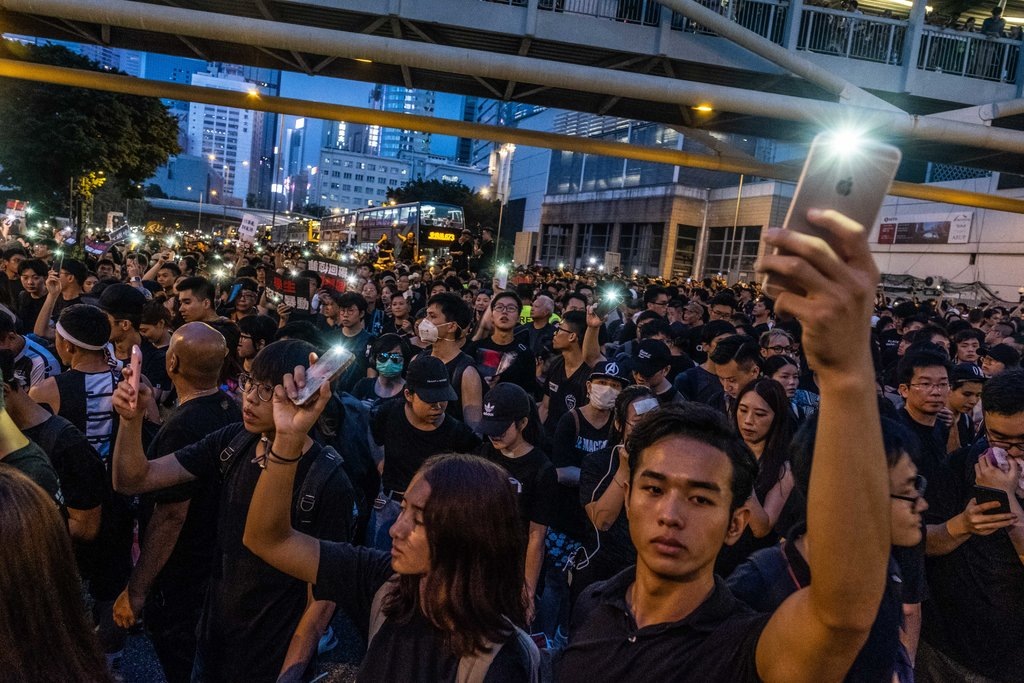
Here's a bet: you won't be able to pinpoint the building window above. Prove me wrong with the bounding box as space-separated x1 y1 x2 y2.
343 184 351 191
343 172 352 179
541 224 572 266
345 161 353 168
332 171 341 177
574 223 612 270
672 225 701 279
366 176 375 183
355 174 364 181
619 222 665 276
703 225 762 280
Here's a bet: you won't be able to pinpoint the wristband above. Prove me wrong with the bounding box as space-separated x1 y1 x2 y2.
268 445 303 464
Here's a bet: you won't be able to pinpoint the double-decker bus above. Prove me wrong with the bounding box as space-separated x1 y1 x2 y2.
320 201 464 261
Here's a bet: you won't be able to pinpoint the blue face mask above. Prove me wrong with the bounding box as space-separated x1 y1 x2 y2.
376 359 404 378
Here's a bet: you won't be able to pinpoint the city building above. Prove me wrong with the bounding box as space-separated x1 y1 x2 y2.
315 148 411 213
186 69 262 204
147 155 224 202
376 85 436 158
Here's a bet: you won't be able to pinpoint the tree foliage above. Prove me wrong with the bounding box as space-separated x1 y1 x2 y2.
0 40 181 217
387 178 500 229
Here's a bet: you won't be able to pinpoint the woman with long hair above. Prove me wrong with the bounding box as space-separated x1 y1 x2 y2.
735 378 796 538
244 374 539 681
0 465 110 682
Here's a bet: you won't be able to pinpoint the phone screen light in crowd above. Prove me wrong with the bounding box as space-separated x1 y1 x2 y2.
588 256 597 265
598 265 605 272
558 262 565 270
347 276 357 285
215 269 227 279
53 249 63 258
303 250 311 257
497 265 509 276
290 269 299 277
25 229 37 238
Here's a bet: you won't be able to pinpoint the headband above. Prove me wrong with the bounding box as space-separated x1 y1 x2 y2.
55 322 107 351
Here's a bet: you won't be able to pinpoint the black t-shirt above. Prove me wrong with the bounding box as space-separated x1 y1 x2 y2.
561 569 768 683
551 409 610 539
727 544 915 683
16 290 44 335
336 328 374 393
2 440 64 509
578 446 636 577
480 444 558 531
50 294 82 324
350 377 404 407
174 424 353 682
371 397 481 493
674 365 725 406
922 439 1024 681
465 336 539 398
314 542 534 682
543 356 591 437
22 415 104 511
139 339 171 395
140 392 241 593
897 410 959 524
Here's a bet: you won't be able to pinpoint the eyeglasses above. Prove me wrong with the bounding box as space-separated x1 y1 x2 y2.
555 326 572 335
987 437 1024 455
891 474 928 506
763 345 793 354
908 382 951 392
377 352 403 362
238 372 274 402
492 304 519 314
650 300 669 308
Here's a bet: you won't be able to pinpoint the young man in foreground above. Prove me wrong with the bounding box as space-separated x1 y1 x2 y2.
559 209 891 682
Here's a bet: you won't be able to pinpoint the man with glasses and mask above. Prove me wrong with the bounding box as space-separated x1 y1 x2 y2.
110 339 355 683
918 368 1024 683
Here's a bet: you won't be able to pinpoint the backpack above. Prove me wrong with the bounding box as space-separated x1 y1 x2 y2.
217 429 347 530
367 577 540 683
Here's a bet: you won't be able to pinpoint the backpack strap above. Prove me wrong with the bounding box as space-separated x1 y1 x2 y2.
456 622 540 683
294 445 344 529
367 575 400 646
218 429 261 481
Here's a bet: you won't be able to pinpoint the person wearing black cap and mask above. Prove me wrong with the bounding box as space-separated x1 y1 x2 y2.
981 343 1021 379
367 355 481 551
98 284 171 404
632 339 686 406
479 382 558 621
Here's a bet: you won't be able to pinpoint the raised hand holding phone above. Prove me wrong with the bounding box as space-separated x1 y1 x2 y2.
290 346 355 406
128 345 143 410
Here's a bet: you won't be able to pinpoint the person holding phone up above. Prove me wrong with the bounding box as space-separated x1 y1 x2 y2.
917 368 1024 683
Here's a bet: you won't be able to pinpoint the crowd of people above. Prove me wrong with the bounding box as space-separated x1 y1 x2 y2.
1 209 1022 683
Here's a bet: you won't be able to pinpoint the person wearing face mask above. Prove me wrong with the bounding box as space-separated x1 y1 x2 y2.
351 334 409 408
478 383 558 624
418 293 484 432
574 386 657 601
540 361 629 642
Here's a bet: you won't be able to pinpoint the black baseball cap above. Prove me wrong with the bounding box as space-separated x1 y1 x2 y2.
406 355 458 404
984 344 1021 368
479 382 531 437
97 283 147 324
951 362 987 386
633 339 672 378
590 360 631 387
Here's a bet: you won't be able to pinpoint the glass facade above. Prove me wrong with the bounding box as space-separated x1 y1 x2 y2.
541 224 572 266
672 225 701 278
703 225 762 279
573 223 612 269
619 222 664 275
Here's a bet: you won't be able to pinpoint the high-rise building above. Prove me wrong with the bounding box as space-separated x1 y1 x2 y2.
455 96 479 165
186 69 260 203
377 86 436 158
316 149 411 213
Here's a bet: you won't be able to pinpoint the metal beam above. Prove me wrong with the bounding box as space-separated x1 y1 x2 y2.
658 0 900 110
4 0 1021 154
932 98 1024 124
1 57 1022 214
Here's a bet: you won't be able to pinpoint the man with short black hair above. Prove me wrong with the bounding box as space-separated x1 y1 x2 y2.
642 286 669 318
711 334 763 417
331 291 374 393
708 292 737 321
238 315 277 373
896 350 953 510
540 309 603 436
919 369 1024 682
0 245 26 307
946 363 985 453
750 297 773 338
33 257 86 340
98 284 171 402
675 320 736 406
421 292 483 430
176 276 219 324
952 328 985 364
0 307 59 386
16 258 47 334
563 209 891 683
467 290 539 396
631 338 685 405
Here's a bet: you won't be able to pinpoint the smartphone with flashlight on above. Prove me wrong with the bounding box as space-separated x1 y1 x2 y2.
496 265 509 290
762 131 902 292
292 345 356 406
594 290 622 318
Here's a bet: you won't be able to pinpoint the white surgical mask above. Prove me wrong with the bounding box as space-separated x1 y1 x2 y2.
418 319 439 344
589 384 621 411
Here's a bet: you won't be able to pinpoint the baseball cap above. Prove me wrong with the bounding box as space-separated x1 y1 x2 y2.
590 360 631 387
984 344 1021 368
97 283 147 324
633 339 672 378
406 355 458 404
479 383 531 437
951 362 987 386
